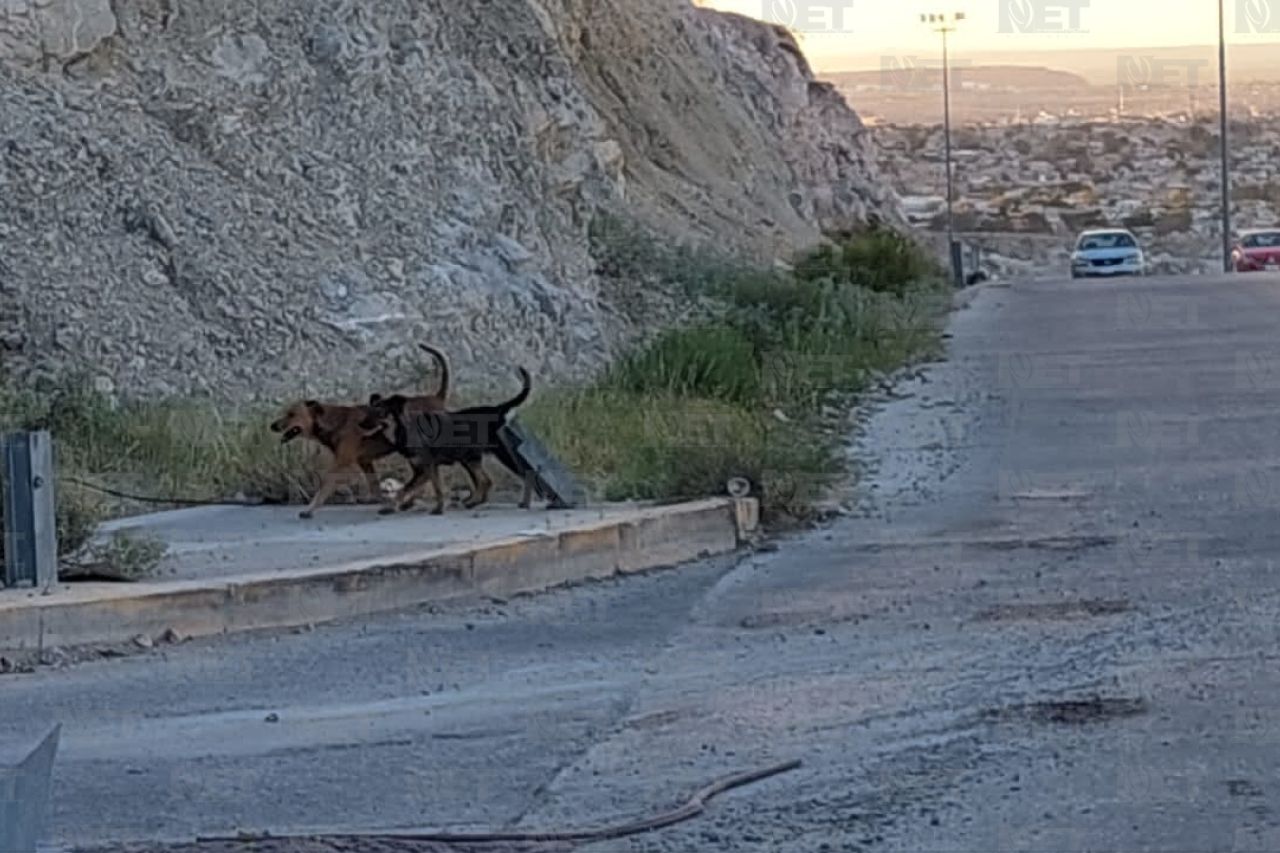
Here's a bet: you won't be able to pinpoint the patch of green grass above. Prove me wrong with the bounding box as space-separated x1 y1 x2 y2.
0 384 316 507
55 486 107 559
523 388 834 511
86 531 170 580
605 325 762 405
794 225 942 298
535 219 948 523
0 382 323 570
589 212 749 297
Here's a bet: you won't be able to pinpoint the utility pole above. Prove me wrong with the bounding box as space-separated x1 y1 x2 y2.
1218 0 1233 272
922 11 966 287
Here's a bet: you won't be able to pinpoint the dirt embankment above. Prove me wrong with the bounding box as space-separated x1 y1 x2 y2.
0 0 902 400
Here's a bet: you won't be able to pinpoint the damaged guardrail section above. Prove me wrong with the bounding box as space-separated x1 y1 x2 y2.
0 726 61 853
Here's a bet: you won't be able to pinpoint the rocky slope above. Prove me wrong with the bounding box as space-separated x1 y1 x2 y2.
0 0 902 400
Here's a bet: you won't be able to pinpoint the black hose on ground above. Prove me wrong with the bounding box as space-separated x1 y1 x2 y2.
198 759 803 845
63 477 276 507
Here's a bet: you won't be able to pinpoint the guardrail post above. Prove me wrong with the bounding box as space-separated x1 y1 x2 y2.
0 725 62 853
499 418 586 510
950 240 965 288
2 431 59 590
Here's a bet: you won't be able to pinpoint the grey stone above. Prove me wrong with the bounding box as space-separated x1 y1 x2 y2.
305 24 347 65
494 235 534 270
211 33 270 85
0 0 900 400
0 0 116 65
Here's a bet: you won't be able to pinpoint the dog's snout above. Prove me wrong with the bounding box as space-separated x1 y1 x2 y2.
269 419 285 433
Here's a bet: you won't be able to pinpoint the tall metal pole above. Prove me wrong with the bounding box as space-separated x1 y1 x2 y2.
1218 0 1232 272
942 26 955 268
921 11 964 286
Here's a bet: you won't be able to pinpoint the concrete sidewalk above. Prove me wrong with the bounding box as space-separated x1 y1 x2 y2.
97 503 656 581
0 498 758 654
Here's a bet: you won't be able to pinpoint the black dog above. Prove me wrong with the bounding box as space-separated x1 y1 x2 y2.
363 368 538 514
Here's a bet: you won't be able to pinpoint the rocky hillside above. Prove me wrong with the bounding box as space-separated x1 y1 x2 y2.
0 0 902 400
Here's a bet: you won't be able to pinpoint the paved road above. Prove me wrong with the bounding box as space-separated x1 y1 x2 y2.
8 272 1280 851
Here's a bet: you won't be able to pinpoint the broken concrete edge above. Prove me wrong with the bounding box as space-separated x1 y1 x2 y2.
0 498 759 654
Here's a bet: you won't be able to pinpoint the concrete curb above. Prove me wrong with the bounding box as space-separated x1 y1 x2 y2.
0 498 758 653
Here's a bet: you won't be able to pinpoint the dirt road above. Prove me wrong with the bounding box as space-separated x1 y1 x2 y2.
9 272 1280 852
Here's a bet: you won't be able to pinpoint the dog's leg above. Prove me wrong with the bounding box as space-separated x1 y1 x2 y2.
395 460 443 514
358 460 382 505
520 469 535 510
457 461 483 506
428 463 447 515
386 462 428 515
489 443 533 509
460 460 484 508
301 468 350 519
462 461 493 509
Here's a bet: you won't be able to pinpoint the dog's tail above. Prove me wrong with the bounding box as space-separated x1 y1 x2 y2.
418 344 450 401
495 367 532 419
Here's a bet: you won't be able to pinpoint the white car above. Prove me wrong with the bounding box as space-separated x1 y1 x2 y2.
1070 229 1146 279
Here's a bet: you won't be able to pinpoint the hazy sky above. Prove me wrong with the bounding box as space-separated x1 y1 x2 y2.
702 0 1280 69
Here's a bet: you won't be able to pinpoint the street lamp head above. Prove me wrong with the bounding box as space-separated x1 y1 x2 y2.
919 11 966 28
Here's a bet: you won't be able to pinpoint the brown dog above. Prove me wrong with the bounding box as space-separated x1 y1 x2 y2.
271 344 450 519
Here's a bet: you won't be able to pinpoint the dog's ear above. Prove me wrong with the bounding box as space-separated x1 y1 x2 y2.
368 393 383 406
305 400 323 415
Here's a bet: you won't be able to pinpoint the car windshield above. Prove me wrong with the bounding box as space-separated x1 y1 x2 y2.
1242 232 1280 248
1078 233 1136 250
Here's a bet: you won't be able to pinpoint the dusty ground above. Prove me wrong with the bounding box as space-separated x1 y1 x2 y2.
10 271 1280 851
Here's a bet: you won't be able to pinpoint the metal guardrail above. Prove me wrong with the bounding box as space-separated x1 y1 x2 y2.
499 418 586 510
2 431 59 590
0 726 61 853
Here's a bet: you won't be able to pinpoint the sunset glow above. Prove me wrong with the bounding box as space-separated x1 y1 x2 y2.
701 0 1280 70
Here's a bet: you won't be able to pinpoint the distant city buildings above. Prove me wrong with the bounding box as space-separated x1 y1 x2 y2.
871 115 1280 276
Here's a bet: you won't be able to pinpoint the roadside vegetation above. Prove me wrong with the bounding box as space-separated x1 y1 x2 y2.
0 383 305 572
525 216 947 521
0 216 946 571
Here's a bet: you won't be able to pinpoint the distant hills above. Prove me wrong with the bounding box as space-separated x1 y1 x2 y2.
829 66 1089 92
823 44 1280 124
827 44 1280 86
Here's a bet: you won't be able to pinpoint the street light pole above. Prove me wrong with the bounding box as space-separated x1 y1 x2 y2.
1217 0 1233 273
922 12 965 287
942 26 954 264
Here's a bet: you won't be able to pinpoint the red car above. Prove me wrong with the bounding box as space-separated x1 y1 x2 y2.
1232 229 1280 273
